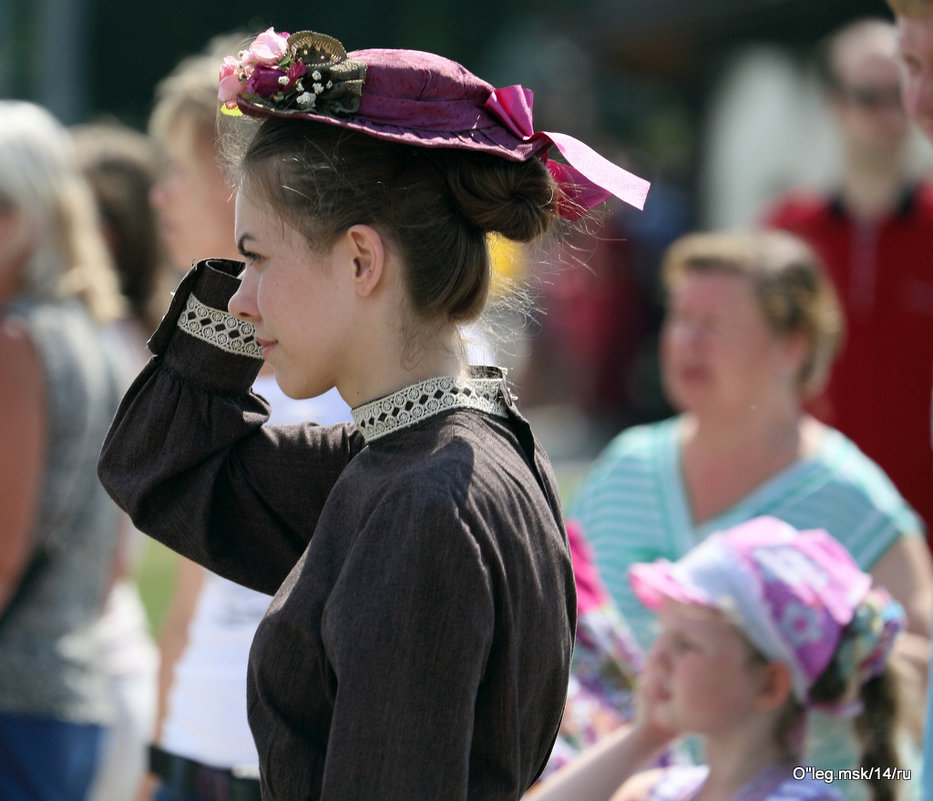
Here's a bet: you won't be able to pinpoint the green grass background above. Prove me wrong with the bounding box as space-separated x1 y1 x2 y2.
134 539 180 634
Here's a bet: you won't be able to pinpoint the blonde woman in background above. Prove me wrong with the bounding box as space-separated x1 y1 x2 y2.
73 119 168 801
0 100 126 801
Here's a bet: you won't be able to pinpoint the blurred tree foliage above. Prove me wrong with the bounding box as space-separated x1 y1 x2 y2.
3 0 891 132
3 0 561 128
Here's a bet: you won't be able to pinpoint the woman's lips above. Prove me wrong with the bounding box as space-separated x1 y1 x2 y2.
256 338 276 357
675 364 708 384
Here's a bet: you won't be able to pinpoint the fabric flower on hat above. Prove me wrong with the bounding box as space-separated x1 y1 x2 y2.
245 27 290 66
218 55 246 104
246 65 289 98
218 29 365 119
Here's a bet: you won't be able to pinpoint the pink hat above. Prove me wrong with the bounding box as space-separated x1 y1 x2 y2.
629 516 902 703
218 29 650 219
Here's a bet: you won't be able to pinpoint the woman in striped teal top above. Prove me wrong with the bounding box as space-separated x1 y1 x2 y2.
569 229 931 801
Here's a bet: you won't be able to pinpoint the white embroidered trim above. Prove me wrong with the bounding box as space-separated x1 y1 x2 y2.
176 294 264 359
352 375 509 442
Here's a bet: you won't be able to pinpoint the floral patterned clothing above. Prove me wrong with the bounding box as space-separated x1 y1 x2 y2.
542 521 645 778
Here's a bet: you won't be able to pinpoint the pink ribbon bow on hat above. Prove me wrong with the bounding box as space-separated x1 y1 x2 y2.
484 85 650 219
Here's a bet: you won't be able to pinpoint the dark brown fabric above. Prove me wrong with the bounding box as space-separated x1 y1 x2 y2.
98 259 576 801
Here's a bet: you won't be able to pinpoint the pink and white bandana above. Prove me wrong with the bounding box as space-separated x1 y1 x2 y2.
629 516 903 703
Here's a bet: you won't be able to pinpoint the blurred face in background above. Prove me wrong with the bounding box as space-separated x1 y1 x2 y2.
149 118 238 271
831 30 911 158
661 271 801 420
643 599 773 738
897 9 933 142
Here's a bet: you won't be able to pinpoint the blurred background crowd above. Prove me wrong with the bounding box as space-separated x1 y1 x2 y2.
2 0 933 799
6 0 932 494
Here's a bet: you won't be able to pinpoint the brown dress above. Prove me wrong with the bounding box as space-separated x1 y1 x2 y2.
99 258 576 801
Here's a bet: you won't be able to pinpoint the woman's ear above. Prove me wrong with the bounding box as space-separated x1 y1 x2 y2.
343 224 385 298
779 331 810 387
756 660 794 711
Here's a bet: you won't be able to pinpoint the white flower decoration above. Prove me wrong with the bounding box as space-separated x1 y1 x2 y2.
296 92 316 107
779 600 823 647
313 82 324 94
312 70 322 80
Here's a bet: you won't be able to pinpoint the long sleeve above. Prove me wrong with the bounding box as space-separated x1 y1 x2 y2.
98 258 365 594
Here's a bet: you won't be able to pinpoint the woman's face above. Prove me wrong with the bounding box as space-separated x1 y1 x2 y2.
643 599 768 738
229 190 355 399
897 10 933 144
660 271 799 418
149 121 239 271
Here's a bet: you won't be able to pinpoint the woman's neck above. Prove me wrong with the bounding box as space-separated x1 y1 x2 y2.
679 410 819 526
685 404 802 455
338 326 465 408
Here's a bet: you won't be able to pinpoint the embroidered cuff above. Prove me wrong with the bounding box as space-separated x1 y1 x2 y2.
177 294 263 359
149 258 264 394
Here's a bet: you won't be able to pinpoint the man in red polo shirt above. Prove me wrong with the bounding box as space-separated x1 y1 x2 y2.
882 1 933 794
765 17 933 546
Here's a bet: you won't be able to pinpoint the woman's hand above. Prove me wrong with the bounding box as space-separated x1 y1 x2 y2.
627 658 680 753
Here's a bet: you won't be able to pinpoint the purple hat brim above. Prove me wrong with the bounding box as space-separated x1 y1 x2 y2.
233 46 552 163
234 97 550 161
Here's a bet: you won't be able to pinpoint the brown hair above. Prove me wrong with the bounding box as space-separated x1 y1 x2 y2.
73 121 166 331
224 116 558 324
661 229 844 398
775 638 903 801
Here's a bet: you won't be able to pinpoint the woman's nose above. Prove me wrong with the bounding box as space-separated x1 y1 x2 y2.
646 635 670 669
666 319 703 350
228 270 259 321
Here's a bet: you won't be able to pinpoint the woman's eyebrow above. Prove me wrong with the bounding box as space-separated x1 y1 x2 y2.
236 233 253 254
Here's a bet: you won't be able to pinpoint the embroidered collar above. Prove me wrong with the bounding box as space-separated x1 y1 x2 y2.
351 369 511 443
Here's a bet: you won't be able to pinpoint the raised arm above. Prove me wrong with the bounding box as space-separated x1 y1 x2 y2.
98 259 365 594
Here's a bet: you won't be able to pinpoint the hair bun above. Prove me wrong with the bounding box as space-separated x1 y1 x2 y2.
442 153 556 242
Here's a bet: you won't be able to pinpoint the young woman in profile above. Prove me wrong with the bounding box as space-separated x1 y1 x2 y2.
98 27 649 801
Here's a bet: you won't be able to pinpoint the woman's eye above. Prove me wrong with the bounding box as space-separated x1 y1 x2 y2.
903 56 922 76
672 634 695 653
